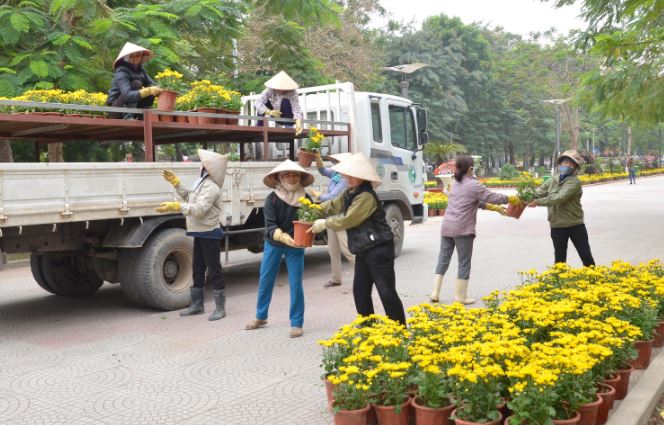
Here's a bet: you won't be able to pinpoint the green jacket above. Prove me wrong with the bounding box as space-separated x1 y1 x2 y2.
535 174 584 228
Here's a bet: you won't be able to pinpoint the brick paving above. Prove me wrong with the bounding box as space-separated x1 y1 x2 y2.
0 175 662 424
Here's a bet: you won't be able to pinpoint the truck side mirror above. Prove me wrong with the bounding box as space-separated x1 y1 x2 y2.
416 107 428 132
419 131 429 145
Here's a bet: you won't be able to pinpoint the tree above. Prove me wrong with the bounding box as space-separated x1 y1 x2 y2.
423 141 467 164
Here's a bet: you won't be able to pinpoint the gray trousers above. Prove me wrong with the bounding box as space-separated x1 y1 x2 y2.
435 235 475 279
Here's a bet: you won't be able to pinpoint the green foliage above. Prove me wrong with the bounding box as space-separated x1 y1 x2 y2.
423 141 467 164
498 164 520 180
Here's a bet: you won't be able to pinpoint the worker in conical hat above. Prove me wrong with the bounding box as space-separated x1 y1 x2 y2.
245 160 314 338
106 42 162 119
155 150 229 321
527 149 595 267
255 71 304 136
306 152 407 325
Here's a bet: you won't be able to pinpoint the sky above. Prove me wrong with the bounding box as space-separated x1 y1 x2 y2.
377 0 585 38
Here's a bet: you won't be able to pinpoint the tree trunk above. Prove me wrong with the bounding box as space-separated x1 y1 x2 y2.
561 104 579 150
0 141 13 162
47 142 65 162
508 142 515 165
626 125 632 156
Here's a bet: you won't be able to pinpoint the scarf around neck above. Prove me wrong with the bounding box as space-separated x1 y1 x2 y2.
274 180 305 207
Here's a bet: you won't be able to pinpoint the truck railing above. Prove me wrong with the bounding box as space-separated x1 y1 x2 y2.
0 100 351 162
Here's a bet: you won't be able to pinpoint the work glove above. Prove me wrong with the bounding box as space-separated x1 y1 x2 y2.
273 228 295 247
295 118 303 136
307 219 327 234
139 86 162 98
161 169 181 187
507 195 522 205
315 151 324 169
485 203 506 216
307 188 322 199
155 201 181 213
265 109 281 118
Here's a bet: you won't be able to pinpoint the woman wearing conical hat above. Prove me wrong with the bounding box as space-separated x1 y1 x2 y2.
255 71 304 136
527 150 595 267
307 152 406 325
245 160 314 338
155 150 229 321
106 42 162 119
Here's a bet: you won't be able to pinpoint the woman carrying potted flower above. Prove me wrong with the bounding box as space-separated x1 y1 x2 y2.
527 150 595 267
429 155 518 304
106 42 162 119
244 160 314 338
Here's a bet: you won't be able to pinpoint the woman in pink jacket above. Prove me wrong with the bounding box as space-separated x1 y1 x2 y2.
429 155 517 304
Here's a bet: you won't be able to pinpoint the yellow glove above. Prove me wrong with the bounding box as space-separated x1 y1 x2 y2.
307 188 322 199
485 203 506 216
155 201 181 213
161 169 180 187
265 109 281 118
307 219 327 234
139 86 161 98
273 228 295 247
507 195 521 205
295 118 303 136
314 152 324 169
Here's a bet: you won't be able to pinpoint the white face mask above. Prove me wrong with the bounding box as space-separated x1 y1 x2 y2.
280 180 299 192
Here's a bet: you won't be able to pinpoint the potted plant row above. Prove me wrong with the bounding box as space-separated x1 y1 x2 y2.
5 89 108 117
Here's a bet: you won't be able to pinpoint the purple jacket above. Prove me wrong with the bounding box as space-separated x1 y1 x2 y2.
319 166 347 201
441 177 508 237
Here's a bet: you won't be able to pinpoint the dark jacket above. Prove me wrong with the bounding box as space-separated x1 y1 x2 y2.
106 61 155 106
263 192 311 248
343 183 393 255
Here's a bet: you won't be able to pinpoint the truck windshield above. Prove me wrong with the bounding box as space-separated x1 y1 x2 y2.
388 105 417 151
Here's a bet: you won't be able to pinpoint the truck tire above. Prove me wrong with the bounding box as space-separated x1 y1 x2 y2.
30 254 60 295
41 252 104 297
133 228 193 311
118 249 147 307
384 204 404 258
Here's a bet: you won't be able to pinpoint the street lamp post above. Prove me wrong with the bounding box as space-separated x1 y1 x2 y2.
542 98 571 174
383 63 428 98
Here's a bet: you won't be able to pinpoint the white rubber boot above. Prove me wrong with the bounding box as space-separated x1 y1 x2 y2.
454 279 475 305
429 274 444 303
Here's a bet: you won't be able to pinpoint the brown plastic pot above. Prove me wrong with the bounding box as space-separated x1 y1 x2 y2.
552 411 581 425
506 202 526 219
596 383 616 425
330 402 371 425
577 395 601 425
614 363 633 400
374 398 412 425
411 397 454 425
292 221 314 247
628 339 654 369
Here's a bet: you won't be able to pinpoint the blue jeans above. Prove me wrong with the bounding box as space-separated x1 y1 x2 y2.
255 240 305 327
629 168 636 184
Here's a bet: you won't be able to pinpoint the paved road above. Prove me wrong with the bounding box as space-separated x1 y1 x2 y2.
0 175 662 424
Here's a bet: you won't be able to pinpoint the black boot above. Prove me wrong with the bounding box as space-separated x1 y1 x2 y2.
209 289 226 321
180 287 205 316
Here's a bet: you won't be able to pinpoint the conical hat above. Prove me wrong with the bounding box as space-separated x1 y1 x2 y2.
328 153 353 163
264 71 299 91
198 149 228 187
113 42 154 69
557 150 583 167
331 152 382 185
263 159 314 188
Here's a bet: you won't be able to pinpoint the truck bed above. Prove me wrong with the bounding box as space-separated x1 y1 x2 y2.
0 162 328 229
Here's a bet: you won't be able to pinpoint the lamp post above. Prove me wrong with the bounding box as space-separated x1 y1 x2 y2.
383 63 428 98
542 98 571 174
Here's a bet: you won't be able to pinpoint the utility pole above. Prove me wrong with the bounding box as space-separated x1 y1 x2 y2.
542 98 571 174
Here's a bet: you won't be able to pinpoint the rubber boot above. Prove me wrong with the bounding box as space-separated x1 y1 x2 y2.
429 274 444 303
180 287 205 316
454 279 475 305
208 289 227 321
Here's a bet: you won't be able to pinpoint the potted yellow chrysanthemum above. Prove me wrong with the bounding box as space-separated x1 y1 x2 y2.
154 69 184 119
298 126 324 168
293 196 321 247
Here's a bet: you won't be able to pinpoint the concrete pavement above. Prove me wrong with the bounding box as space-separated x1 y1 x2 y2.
0 175 662 424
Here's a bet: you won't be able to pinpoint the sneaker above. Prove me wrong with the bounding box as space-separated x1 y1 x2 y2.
289 327 304 338
245 319 267 330
323 280 342 288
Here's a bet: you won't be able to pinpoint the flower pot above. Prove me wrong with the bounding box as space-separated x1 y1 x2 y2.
628 339 654 369
602 373 620 395
506 202 526 219
614 363 633 400
292 221 314 247
577 395 601 425
412 397 454 425
374 398 412 425
219 108 240 125
330 402 371 425
157 113 174 122
174 114 188 123
595 383 616 425
427 188 443 193
194 107 217 124
157 89 178 111
428 209 437 217
653 321 664 348
552 411 581 425
298 149 317 168
451 408 502 425
323 376 336 408
439 209 446 217
212 108 228 125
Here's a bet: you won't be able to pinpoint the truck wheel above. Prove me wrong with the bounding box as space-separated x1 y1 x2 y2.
118 249 146 307
30 254 60 295
134 228 193 311
41 253 104 297
384 204 404 258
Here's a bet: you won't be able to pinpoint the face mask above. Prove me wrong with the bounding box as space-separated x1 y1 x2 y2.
559 165 573 175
